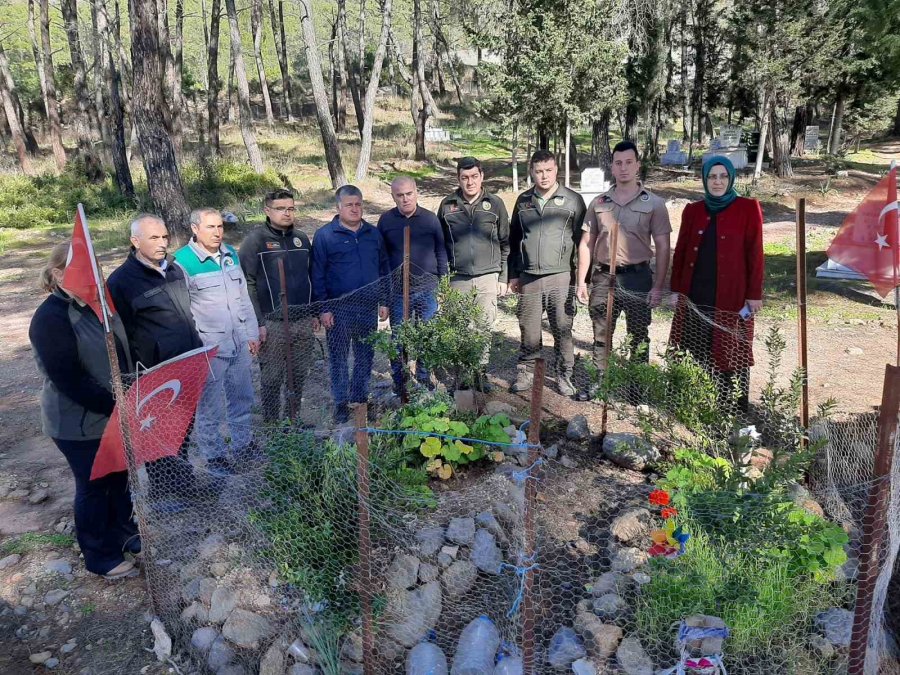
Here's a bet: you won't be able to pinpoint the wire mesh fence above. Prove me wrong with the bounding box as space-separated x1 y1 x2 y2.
115 267 900 674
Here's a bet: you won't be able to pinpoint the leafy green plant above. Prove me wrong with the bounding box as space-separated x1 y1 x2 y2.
1 532 75 555
369 276 490 391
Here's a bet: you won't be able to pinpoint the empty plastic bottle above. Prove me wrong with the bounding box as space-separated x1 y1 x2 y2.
493 653 523 675
450 616 501 675
407 641 448 675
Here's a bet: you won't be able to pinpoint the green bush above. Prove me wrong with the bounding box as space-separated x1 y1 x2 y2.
250 429 434 614
182 160 285 209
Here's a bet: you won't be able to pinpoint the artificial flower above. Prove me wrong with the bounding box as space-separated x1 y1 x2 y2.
649 489 670 506
661 507 678 519
651 529 669 544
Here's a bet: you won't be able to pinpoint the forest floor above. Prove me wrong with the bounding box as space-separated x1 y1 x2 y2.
0 115 897 674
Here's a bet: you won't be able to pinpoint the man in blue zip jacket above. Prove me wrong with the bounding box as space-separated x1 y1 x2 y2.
311 185 390 423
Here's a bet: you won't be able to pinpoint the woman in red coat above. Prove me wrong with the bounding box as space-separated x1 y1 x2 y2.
669 156 764 411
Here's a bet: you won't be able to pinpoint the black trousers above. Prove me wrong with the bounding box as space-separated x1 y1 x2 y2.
54 438 139 575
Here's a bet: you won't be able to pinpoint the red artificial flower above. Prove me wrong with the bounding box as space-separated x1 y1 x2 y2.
649 489 670 506
661 507 678 519
648 543 677 558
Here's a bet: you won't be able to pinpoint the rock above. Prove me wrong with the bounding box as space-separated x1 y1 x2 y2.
816 608 853 648
182 601 210 624
222 609 276 649
441 545 459 559
151 618 172 661
418 562 439 583
485 400 515 416
609 508 652 544
210 562 228 577
454 389 477 413
288 666 317 675
209 586 238 624
493 502 522 532
591 572 630 597
572 658 598 675
287 638 313 662
680 615 727 656
28 489 50 504
416 526 445 558
809 634 835 660
60 643 76 654
29 651 52 665
441 560 478 598
259 642 284 675
846 346 864 356
471 530 502 575
547 626 586 668
574 612 623 660
341 631 363 663
44 658 60 669
45 559 73 575
182 578 202 603
446 518 476 546
566 415 590 441
542 444 559 460
207 636 235 671
632 572 651 586
9 489 29 499
217 666 248 675
610 547 648 574
476 511 507 544
437 552 454 568
0 554 21 569
560 456 578 469
602 434 659 471
44 589 69 606
198 534 227 560
788 483 825 518
616 637 653 675
592 593 627 621
199 578 218 605
386 553 420 591
384 580 442 647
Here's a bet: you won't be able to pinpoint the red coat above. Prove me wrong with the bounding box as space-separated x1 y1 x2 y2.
669 197 764 372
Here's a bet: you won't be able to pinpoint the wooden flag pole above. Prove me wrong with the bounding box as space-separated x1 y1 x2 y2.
892 159 899 367
796 198 809 440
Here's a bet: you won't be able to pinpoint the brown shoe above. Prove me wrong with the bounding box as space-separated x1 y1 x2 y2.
102 560 139 580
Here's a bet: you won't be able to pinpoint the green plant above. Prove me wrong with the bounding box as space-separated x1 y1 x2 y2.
369 277 490 391
1 532 75 555
818 177 833 196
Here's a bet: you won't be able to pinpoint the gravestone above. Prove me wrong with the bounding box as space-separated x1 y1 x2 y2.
804 126 820 153
580 168 612 206
424 128 451 142
704 125 748 170
661 140 688 166
719 125 742 148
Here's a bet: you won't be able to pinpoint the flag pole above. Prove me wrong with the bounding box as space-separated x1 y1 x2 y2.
891 160 899 367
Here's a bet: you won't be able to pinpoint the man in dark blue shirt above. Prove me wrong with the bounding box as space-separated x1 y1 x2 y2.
378 176 447 395
311 185 390 423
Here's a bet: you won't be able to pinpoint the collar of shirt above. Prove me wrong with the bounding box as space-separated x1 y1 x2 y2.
606 181 650 207
265 219 293 237
188 239 229 265
135 251 169 276
450 188 485 206
532 183 560 208
393 206 421 220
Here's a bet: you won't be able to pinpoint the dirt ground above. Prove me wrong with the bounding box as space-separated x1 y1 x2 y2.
0 139 897 674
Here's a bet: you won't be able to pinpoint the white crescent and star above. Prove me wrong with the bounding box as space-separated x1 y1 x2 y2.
135 380 183 432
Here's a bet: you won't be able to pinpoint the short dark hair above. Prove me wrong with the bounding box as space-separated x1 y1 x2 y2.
265 188 295 206
612 140 640 161
335 184 363 207
529 149 557 167
456 156 482 174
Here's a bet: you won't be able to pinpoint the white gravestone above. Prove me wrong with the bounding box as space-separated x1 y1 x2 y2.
661 140 688 166
580 168 612 207
804 126 820 153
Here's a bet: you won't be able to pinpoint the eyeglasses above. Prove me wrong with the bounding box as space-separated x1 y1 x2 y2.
268 206 297 213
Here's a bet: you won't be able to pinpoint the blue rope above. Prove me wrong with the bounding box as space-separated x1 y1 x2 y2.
360 427 542 451
497 554 540 618
511 458 544 485
677 622 731 644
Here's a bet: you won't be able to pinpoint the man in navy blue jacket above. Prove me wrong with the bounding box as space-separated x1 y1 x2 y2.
311 185 390 423
378 176 447 395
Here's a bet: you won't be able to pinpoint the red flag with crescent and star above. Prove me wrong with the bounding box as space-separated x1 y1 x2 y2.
826 166 899 298
91 345 218 480
62 204 116 328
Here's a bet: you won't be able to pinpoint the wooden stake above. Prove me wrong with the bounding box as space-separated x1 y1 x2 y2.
354 403 374 675
401 224 410 403
599 219 621 440
277 258 297 420
796 198 809 439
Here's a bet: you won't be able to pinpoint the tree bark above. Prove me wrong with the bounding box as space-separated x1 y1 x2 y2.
90 0 115 162
338 0 364 136
355 0 392 181
753 91 771 179
789 104 808 157
412 0 430 161
388 31 413 88
0 44 35 175
225 0 265 172
129 0 191 239
251 0 275 127
828 90 845 155
39 0 67 170
171 0 185 155
95 0 135 199
0 41 39 156
28 0 49 123
157 0 176 127
893 96 900 137
298 0 347 187
267 0 294 120
511 123 519 192
680 6 689 142
330 20 347 132
226 51 236 124
335 17 351 132
770 100 793 178
113 0 132 117
357 0 366 86
60 0 104 177
207 0 222 154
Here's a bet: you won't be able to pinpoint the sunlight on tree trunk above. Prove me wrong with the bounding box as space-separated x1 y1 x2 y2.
225 0 265 173
355 0 392 181
251 0 275 128
207 0 222 155
39 0 66 170
0 44 35 175
267 0 294 121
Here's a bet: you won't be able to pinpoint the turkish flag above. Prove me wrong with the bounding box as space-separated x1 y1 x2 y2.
62 204 116 326
827 167 899 297
91 345 218 480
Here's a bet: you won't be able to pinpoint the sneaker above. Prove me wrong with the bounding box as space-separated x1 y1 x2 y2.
577 382 602 402
102 560 139 580
557 374 576 397
511 366 534 393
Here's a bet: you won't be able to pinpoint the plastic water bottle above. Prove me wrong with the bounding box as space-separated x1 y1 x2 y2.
493 653 523 675
450 616 501 675
407 641 448 675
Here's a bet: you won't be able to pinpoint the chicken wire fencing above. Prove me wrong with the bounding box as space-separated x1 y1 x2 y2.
113 268 900 675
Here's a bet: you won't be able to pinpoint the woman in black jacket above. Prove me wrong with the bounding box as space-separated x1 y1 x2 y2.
29 243 139 579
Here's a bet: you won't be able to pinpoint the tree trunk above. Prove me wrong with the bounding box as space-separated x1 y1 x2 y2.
129 0 191 239
251 0 275 127
58 0 103 169
338 0 364 137
355 0 392 181
0 41 39 157
388 31 413 88
267 0 294 120
225 0 264 172
828 90 845 155
39 0 67 170
90 0 115 163
511 123 519 192
624 105 638 142
171 0 185 154
95 0 135 199
335 17 350 132
680 7 689 142
113 0 132 117
28 0 49 124
298 0 346 186
226 52 236 124
893 96 900 137
412 0 430 161
157 0 176 129
753 91 771 179
0 44 35 175
207 0 221 154
789 104 808 157
357 0 366 86
770 101 793 178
